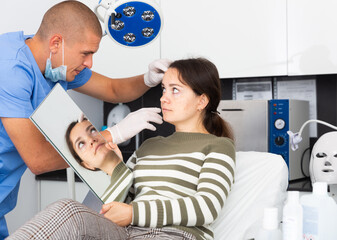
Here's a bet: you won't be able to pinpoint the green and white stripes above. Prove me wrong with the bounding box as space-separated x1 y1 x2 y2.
100 161 133 203
127 132 235 240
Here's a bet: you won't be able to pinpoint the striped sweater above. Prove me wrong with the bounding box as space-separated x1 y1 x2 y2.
126 132 236 240
100 161 133 203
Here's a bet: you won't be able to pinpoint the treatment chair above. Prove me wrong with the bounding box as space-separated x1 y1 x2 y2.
82 151 288 240
212 151 288 240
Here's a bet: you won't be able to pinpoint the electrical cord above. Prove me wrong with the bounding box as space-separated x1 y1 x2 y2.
300 147 311 178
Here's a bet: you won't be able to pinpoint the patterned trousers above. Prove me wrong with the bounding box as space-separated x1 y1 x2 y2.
6 199 197 240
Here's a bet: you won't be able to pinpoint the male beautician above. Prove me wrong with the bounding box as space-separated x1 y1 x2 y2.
0 1 169 238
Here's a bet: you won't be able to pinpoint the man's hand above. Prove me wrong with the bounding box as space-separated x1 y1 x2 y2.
144 58 172 87
100 201 133 227
106 107 163 144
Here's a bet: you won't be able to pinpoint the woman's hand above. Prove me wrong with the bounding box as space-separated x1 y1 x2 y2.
100 201 132 227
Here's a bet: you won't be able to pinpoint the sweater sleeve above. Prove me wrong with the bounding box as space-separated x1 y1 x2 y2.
124 152 137 203
131 140 235 228
100 161 133 203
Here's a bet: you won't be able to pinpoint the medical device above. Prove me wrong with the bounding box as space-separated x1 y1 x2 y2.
218 99 310 180
288 120 337 185
106 103 131 146
94 0 163 47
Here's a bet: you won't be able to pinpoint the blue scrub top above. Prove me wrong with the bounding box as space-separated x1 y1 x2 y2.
0 31 92 238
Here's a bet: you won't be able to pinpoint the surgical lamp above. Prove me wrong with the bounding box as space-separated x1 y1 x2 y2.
94 0 163 47
288 120 337 185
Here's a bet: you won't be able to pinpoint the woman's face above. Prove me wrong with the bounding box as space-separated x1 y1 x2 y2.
160 68 207 130
69 120 111 170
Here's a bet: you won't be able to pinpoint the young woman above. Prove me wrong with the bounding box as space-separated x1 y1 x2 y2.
8 58 235 240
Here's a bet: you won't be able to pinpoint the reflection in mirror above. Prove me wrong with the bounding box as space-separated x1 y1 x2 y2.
30 83 132 203
65 118 121 175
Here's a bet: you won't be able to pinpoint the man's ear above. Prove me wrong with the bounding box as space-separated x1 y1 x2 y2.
81 162 96 171
49 34 63 54
198 93 210 111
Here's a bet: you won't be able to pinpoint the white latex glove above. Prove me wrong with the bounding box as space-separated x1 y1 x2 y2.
107 107 163 144
144 59 172 87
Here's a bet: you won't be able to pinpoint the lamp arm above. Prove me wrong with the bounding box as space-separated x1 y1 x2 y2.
298 119 337 137
288 119 337 151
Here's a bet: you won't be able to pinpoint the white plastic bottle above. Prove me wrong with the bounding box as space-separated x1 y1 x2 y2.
256 207 282 240
282 191 303 240
300 182 337 240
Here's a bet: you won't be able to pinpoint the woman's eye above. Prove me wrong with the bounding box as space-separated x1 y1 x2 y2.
162 87 166 93
173 88 179 94
78 142 84 149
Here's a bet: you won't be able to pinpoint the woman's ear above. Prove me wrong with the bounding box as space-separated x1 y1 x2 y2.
81 162 96 171
198 94 210 111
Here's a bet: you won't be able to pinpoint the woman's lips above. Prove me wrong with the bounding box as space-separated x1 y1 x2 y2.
95 143 104 154
162 108 171 112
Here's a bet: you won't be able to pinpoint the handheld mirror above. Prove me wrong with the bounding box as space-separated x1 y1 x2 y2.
30 83 132 203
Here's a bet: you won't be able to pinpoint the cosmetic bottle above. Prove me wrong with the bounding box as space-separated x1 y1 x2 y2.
256 207 282 240
282 191 303 240
300 182 337 240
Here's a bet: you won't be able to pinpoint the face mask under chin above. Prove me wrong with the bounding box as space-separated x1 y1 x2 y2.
44 38 67 82
44 58 67 82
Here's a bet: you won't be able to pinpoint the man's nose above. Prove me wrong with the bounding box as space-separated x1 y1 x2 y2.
83 55 93 69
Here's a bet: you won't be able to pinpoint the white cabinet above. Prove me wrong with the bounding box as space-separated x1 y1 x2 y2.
160 0 287 78
287 0 337 76
6 170 38 235
40 180 90 210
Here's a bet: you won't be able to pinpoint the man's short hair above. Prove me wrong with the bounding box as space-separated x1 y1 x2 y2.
36 0 102 43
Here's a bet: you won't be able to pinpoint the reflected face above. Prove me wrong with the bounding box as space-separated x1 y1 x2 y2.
69 120 111 170
65 31 101 81
160 68 203 128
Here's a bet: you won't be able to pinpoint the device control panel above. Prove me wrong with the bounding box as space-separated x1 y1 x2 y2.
269 99 290 167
